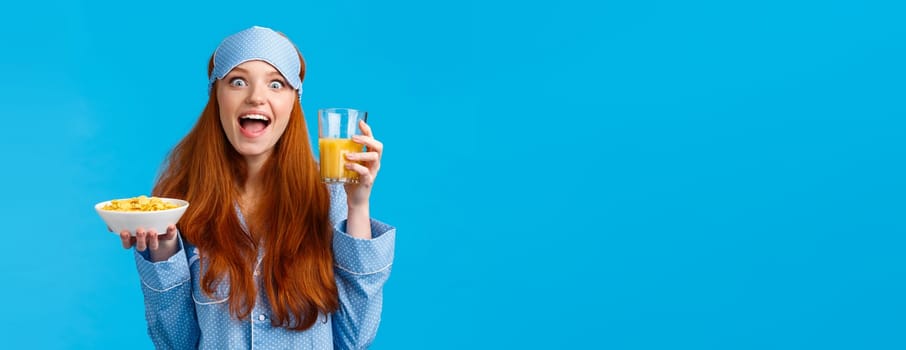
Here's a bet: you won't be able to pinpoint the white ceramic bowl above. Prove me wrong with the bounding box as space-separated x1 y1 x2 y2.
95 198 189 236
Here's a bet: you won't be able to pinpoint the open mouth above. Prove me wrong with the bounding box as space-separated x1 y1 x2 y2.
238 114 272 135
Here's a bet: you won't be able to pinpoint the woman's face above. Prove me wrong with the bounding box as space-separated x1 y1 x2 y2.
216 60 296 161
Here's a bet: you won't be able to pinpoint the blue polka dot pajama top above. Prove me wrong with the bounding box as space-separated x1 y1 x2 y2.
132 185 395 349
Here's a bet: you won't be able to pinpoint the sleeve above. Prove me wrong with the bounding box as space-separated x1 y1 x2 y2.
327 185 397 350
133 234 200 350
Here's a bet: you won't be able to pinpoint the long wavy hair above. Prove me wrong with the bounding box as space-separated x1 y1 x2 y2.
152 50 338 330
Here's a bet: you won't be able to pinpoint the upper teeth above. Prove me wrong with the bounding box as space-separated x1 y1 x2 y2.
241 114 269 121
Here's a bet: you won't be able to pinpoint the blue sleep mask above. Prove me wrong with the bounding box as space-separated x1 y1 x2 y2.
210 26 303 92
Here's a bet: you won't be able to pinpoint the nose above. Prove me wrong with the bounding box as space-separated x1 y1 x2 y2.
246 84 266 105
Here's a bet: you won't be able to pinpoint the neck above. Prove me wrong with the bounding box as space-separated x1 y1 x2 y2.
242 152 269 201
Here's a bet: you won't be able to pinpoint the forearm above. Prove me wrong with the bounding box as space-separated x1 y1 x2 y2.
141 282 199 349
331 220 396 348
150 240 179 262
134 239 198 348
345 204 372 239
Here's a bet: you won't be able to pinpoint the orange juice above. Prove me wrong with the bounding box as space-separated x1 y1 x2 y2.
319 138 363 182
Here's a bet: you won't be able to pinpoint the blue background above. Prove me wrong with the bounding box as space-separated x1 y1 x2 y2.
1 0 903 349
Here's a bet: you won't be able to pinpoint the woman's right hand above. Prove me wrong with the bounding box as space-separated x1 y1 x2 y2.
114 225 179 262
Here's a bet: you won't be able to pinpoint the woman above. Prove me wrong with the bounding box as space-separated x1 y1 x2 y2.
117 26 395 349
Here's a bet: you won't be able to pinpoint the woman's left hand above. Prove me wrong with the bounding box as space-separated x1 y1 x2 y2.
344 119 383 208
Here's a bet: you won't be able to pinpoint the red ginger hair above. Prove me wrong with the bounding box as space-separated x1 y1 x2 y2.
152 52 338 330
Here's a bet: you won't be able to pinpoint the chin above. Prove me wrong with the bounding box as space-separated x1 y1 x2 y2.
241 149 270 157
233 144 270 157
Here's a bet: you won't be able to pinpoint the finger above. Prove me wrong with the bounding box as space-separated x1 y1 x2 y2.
352 136 383 155
359 119 373 138
148 229 159 251
135 229 148 252
345 151 380 162
162 225 178 241
346 151 381 176
120 231 132 249
345 162 375 185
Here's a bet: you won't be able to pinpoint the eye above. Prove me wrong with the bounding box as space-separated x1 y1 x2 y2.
229 78 247 87
269 80 285 89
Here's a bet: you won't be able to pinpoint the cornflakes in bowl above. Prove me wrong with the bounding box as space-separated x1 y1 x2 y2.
95 196 189 236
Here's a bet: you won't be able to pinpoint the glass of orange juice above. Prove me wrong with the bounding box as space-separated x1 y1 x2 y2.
318 108 367 184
